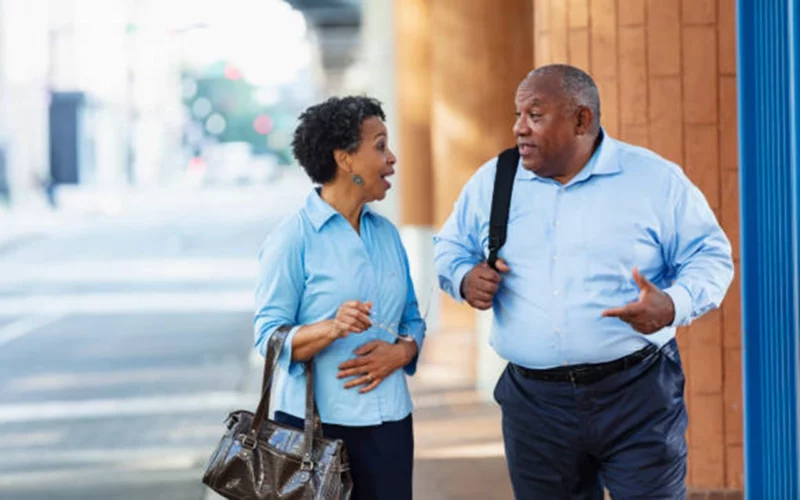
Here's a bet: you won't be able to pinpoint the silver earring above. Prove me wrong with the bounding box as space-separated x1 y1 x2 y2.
352 174 364 185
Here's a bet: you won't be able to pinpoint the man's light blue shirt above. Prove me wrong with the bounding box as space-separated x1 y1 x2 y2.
255 189 426 426
434 134 734 369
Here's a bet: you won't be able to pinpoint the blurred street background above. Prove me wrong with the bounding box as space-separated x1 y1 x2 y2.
0 2 511 498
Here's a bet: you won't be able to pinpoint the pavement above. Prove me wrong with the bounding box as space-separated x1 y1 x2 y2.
0 177 513 500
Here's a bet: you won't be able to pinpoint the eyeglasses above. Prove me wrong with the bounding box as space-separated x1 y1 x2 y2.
367 284 434 343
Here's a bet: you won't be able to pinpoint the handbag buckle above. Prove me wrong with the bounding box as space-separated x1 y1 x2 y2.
240 433 258 450
301 458 315 471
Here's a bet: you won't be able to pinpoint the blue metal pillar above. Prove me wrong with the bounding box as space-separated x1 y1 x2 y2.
737 0 800 498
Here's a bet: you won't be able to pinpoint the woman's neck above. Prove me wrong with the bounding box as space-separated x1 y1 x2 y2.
320 184 365 233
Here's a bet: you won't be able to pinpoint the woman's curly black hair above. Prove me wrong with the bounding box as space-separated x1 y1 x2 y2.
291 96 386 184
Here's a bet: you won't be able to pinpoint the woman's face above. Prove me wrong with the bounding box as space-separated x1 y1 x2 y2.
347 117 396 202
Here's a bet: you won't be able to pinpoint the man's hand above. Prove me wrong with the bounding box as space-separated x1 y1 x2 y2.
336 340 418 394
460 260 510 310
602 268 676 334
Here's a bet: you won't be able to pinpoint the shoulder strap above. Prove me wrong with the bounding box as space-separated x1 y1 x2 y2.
488 147 520 270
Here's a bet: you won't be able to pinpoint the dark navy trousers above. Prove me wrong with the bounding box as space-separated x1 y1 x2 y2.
274 411 414 500
494 339 688 500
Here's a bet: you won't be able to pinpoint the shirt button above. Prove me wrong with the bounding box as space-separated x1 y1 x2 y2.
553 290 560 296
553 255 559 261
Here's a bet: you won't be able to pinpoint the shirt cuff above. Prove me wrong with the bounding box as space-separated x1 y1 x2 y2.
276 325 305 377
402 327 425 376
447 263 475 303
664 284 693 327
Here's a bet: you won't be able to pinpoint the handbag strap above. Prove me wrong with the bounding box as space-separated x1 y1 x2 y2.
247 325 321 468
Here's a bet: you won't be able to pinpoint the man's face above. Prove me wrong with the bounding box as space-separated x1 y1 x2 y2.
513 75 579 176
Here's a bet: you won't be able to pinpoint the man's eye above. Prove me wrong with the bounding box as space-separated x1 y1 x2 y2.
530 113 541 119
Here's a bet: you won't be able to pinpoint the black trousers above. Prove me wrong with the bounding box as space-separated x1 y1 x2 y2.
494 339 688 499
274 411 414 500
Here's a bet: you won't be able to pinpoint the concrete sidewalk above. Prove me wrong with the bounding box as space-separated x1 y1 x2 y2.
410 328 512 499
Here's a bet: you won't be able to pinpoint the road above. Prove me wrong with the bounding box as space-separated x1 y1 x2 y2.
0 182 308 500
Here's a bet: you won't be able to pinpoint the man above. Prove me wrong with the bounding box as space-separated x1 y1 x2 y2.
433 64 734 499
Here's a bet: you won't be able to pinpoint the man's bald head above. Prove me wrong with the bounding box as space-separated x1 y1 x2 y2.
518 64 601 133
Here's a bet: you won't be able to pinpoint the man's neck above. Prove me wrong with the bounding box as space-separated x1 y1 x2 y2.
552 132 603 185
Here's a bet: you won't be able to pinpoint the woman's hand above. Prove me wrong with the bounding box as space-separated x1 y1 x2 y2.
336 340 418 393
330 301 372 339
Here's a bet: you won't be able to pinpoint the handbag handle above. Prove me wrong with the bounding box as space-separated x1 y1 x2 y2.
245 325 321 470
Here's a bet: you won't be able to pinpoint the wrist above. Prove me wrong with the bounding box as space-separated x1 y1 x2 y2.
663 293 676 328
327 320 341 340
396 339 418 364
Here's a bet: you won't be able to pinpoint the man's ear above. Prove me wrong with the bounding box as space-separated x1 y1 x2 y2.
575 106 594 135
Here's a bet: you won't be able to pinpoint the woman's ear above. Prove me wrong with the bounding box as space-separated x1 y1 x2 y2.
333 149 352 173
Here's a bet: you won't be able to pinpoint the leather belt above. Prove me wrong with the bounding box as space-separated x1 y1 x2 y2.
512 344 658 385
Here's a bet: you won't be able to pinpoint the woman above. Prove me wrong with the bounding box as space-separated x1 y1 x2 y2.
254 96 425 500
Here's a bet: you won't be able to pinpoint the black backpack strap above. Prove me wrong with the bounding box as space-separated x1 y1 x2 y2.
488 147 520 270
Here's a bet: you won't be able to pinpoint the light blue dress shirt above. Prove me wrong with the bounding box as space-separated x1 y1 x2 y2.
434 133 734 369
255 189 426 426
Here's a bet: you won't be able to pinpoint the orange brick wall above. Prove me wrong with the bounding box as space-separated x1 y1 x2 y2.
533 0 742 490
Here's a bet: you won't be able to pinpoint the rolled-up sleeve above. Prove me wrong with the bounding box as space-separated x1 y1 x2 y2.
433 169 487 301
398 247 426 376
254 219 305 376
664 178 735 326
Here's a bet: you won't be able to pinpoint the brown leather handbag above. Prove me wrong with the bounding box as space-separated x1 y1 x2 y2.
202 326 353 499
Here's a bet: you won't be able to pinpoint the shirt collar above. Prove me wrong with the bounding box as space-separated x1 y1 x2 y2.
514 129 622 182
303 188 376 232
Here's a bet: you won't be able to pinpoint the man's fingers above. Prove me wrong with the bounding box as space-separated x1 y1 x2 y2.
477 269 502 284
472 299 492 310
471 289 494 302
476 280 499 295
602 301 644 319
601 306 629 318
632 268 655 292
494 258 511 273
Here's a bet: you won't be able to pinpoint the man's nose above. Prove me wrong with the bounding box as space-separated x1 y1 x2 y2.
514 117 530 136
